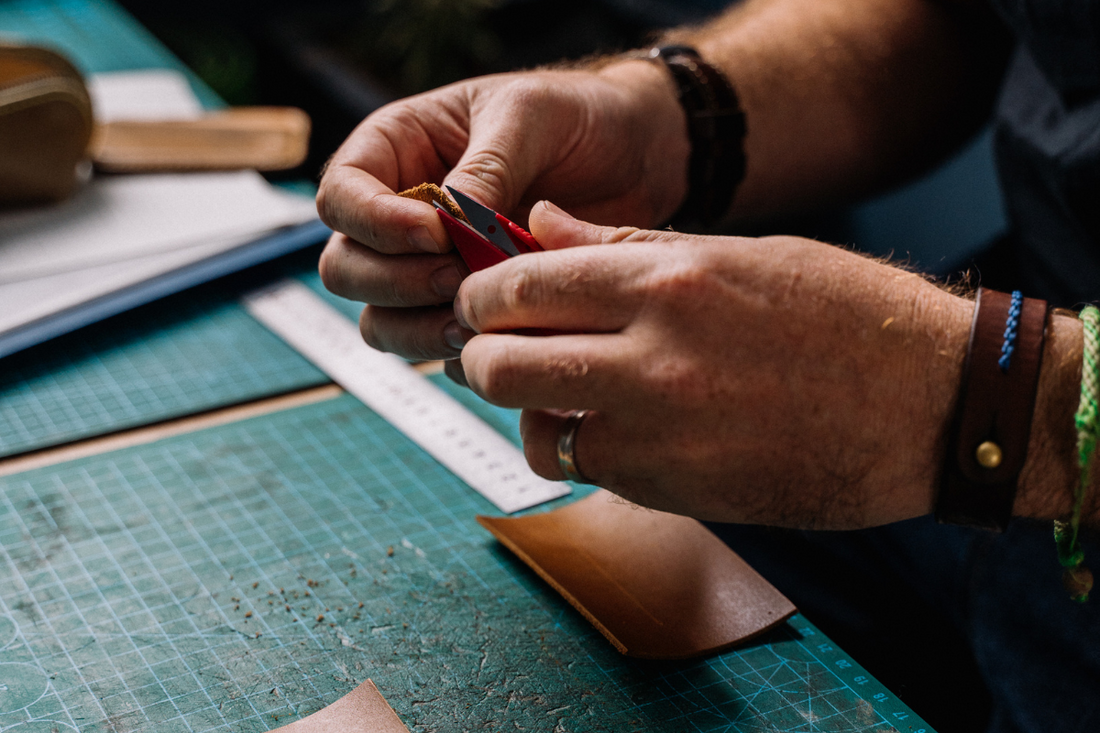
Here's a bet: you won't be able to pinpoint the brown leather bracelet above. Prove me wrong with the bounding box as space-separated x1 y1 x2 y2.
936 288 1049 531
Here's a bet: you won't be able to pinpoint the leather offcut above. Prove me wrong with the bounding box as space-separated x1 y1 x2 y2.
0 44 92 204
90 107 311 172
272 679 409 733
478 490 796 659
398 183 469 223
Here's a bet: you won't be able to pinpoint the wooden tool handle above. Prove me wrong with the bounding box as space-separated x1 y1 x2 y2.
89 106 310 172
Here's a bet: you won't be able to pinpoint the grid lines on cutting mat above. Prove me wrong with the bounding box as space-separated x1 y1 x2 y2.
0 291 326 459
0 394 927 732
0 0 332 460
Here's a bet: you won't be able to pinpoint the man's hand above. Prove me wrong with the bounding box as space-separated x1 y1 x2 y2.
316 0 1003 370
317 61 689 362
451 203 974 529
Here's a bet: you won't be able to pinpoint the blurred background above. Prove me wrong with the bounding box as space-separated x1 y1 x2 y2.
117 0 1008 276
116 0 726 182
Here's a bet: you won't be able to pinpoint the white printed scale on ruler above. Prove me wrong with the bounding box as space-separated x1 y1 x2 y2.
243 279 571 513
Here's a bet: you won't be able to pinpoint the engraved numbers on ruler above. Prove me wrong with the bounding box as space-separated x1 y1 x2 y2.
243 280 570 513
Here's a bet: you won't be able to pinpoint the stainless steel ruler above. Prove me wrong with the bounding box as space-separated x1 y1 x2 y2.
243 279 570 513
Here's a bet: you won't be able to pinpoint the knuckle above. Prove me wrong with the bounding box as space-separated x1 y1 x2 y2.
357 194 385 248
315 172 341 230
406 324 451 361
317 241 348 295
643 354 709 408
607 225 643 243
371 266 408 307
549 257 592 295
544 354 590 382
647 260 715 302
458 148 514 203
471 348 521 403
499 79 556 119
457 287 482 333
361 307 452 361
501 261 547 316
358 307 388 353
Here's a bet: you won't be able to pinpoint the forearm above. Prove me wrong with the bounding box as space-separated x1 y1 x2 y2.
664 0 1007 221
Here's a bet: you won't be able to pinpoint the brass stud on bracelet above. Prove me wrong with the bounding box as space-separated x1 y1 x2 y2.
936 287 1049 531
976 440 1004 469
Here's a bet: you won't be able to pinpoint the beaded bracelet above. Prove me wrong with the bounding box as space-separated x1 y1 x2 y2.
630 46 747 230
1056 305 1099 602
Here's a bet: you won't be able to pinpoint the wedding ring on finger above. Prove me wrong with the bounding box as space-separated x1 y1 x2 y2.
557 409 594 484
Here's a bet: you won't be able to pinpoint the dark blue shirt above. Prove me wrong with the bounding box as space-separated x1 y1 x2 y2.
991 0 1100 303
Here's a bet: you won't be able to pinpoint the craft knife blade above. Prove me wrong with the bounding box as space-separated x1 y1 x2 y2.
445 185 521 257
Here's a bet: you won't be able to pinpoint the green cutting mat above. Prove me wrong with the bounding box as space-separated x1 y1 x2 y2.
0 267 338 459
0 255 376 460
0 0 347 458
0 393 933 732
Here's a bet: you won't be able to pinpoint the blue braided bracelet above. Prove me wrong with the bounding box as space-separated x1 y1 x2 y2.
998 290 1023 372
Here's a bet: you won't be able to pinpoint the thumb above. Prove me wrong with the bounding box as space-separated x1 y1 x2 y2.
442 114 539 216
528 200 671 250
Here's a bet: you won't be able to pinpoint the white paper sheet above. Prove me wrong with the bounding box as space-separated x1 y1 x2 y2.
87 69 203 121
0 172 316 282
0 69 319 344
0 232 258 333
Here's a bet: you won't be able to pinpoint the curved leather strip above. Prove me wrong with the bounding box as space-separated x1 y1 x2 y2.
478 490 795 660
936 288 1049 530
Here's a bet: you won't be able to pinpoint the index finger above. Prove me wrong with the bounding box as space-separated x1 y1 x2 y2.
454 246 647 335
317 164 451 255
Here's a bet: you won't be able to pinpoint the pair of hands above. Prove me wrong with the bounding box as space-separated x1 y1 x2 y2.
318 63 971 529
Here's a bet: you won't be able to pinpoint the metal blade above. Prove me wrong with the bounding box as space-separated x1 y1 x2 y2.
445 186 520 257
432 200 489 239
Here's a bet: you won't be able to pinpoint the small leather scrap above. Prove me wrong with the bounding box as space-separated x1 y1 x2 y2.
0 44 93 203
478 490 796 660
89 107 310 172
272 679 409 733
397 182 469 224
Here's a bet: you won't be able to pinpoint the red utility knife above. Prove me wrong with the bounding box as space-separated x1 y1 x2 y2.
433 186 543 272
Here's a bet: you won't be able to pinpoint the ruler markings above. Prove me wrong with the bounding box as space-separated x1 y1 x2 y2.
242 280 570 513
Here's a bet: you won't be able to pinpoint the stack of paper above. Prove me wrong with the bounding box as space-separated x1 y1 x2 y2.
0 70 323 358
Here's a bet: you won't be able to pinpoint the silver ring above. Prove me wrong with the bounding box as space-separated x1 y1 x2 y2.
557 410 593 484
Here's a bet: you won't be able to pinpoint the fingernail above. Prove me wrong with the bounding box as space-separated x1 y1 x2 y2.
444 358 469 387
430 263 463 300
541 200 575 219
443 321 472 351
408 225 442 253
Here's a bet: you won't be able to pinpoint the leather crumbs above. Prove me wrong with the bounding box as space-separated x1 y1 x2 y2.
397 183 470 225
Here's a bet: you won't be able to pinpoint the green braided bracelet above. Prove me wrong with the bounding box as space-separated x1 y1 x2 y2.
1056 305 1099 602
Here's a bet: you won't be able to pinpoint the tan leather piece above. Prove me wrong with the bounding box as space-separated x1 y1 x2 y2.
89 107 311 172
398 183 470 224
0 44 93 203
272 679 409 733
478 490 796 659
